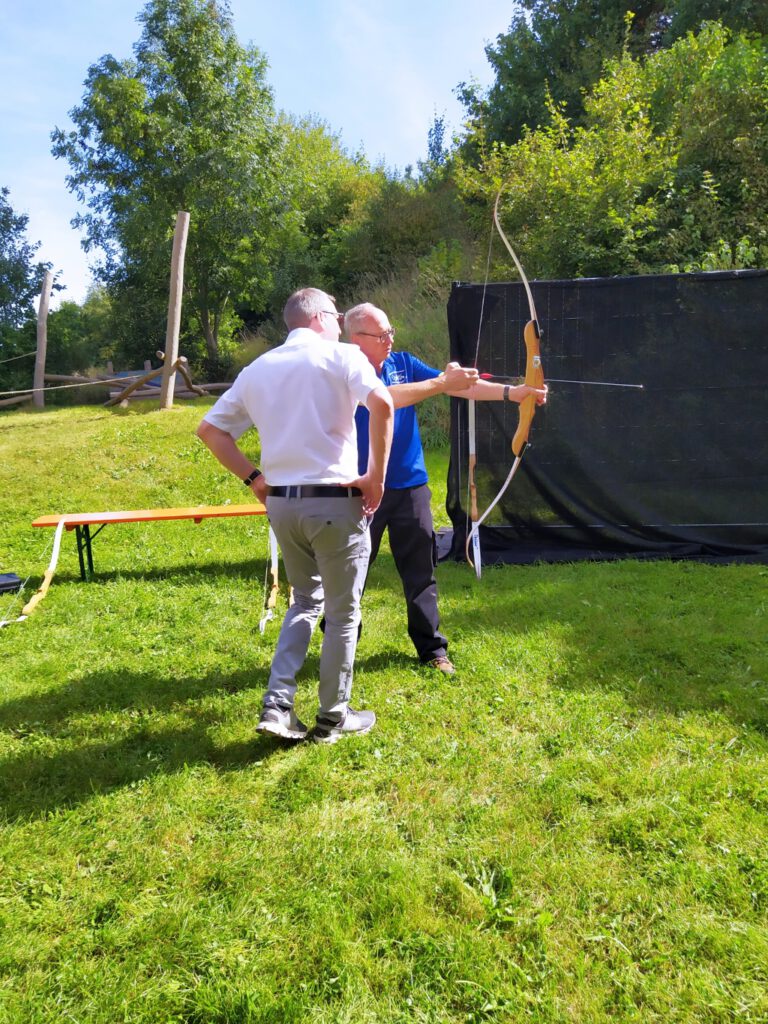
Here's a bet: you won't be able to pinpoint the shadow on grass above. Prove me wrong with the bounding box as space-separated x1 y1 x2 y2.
0 665 264 730
0 664 310 821
356 649 421 674
0 646 408 822
52 556 266 586
5 557 765 821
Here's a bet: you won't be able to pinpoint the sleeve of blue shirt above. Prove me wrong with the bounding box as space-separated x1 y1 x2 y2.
408 352 441 384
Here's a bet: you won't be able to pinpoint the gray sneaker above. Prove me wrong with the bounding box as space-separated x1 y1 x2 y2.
313 708 376 745
256 706 308 741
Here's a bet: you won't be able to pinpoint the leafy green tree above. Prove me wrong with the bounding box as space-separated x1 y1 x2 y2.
44 286 116 375
458 1 767 151
251 113 471 312
455 24 768 279
425 112 449 169
0 187 51 393
319 169 472 299
256 115 379 321
0 187 49 337
51 0 282 366
643 25 768 271
664 0 768 39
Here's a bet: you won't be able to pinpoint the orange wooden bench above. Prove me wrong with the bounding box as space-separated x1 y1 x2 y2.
32 504 266 581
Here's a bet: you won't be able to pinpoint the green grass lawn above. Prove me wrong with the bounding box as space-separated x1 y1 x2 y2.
1 401 767 1023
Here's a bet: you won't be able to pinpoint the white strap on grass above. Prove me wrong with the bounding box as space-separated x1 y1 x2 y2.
258 525 280 633
0 519 66 627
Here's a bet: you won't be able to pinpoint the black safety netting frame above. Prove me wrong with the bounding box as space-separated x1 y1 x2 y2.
446 270 768 564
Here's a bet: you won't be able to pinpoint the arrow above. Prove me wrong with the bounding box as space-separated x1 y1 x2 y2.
479 373 643 389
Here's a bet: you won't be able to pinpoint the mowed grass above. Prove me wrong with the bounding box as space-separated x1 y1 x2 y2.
1 401 767 1024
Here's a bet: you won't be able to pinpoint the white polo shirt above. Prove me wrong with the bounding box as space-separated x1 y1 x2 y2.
203 328 386 485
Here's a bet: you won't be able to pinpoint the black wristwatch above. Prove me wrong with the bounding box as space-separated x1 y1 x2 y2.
243 468 262 487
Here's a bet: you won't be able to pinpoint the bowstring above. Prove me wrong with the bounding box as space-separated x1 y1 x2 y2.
464 211 496 550
468 188 540 563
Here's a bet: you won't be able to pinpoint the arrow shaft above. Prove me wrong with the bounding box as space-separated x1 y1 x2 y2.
480 373 642 389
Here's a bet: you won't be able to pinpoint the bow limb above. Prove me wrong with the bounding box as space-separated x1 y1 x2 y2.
466 323 541 570
466 191 544 562
470 455 525 540
465 399 482 578
493 190 540 330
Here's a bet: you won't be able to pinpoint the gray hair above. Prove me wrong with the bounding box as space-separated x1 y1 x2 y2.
283 288 333 330
344 302 381 336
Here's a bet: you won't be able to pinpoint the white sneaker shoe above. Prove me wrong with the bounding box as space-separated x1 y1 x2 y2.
313 708 376 745
256 706 308 741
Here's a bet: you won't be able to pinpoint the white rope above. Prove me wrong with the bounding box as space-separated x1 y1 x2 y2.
258 525 280 633
0 376 137 398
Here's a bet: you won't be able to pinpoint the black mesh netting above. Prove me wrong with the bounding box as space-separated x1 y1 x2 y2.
446 270 768 564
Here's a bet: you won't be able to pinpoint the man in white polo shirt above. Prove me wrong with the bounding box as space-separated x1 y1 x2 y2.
196 287 393 744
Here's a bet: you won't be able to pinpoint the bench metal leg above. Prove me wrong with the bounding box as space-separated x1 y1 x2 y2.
75 525 95 581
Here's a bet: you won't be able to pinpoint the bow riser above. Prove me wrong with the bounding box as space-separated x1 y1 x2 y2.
512 320 545 457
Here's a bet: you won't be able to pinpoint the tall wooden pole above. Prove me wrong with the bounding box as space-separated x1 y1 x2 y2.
33 271 53 409
160 211 190 410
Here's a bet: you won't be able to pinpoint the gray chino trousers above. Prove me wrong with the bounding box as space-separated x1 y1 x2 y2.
263 495 370 721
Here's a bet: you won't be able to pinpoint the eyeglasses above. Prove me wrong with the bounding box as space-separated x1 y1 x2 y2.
320 309 345 327
357 327 395 343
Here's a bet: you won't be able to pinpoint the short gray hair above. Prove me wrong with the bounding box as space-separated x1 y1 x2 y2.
283 288 333 330
344 302 381 336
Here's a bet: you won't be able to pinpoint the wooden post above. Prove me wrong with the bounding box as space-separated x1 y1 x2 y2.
33 271 53 409
160 212 190 409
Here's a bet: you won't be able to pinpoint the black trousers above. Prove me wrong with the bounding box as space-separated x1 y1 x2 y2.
368 483 448 663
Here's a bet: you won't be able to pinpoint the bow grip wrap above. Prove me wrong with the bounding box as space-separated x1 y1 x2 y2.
512 319 544 457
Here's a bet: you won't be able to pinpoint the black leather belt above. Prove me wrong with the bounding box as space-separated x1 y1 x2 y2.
267 485 362 498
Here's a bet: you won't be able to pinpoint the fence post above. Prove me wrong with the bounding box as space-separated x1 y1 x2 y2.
33 271 53 409
160 212 190 410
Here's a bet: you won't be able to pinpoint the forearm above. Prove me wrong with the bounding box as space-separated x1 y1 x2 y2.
365 391 394 481
446 379 505 401
447 380 533 403
196 421 256 480
388 375 447 409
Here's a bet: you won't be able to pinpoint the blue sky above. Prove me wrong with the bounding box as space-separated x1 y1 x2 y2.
0 0 514 305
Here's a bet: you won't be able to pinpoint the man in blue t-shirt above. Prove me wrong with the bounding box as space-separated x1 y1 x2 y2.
346 302 547 674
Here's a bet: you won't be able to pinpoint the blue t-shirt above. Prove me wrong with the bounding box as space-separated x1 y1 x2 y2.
355 350 440 489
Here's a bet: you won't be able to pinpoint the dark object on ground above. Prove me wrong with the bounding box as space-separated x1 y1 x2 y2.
0 573 22 594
